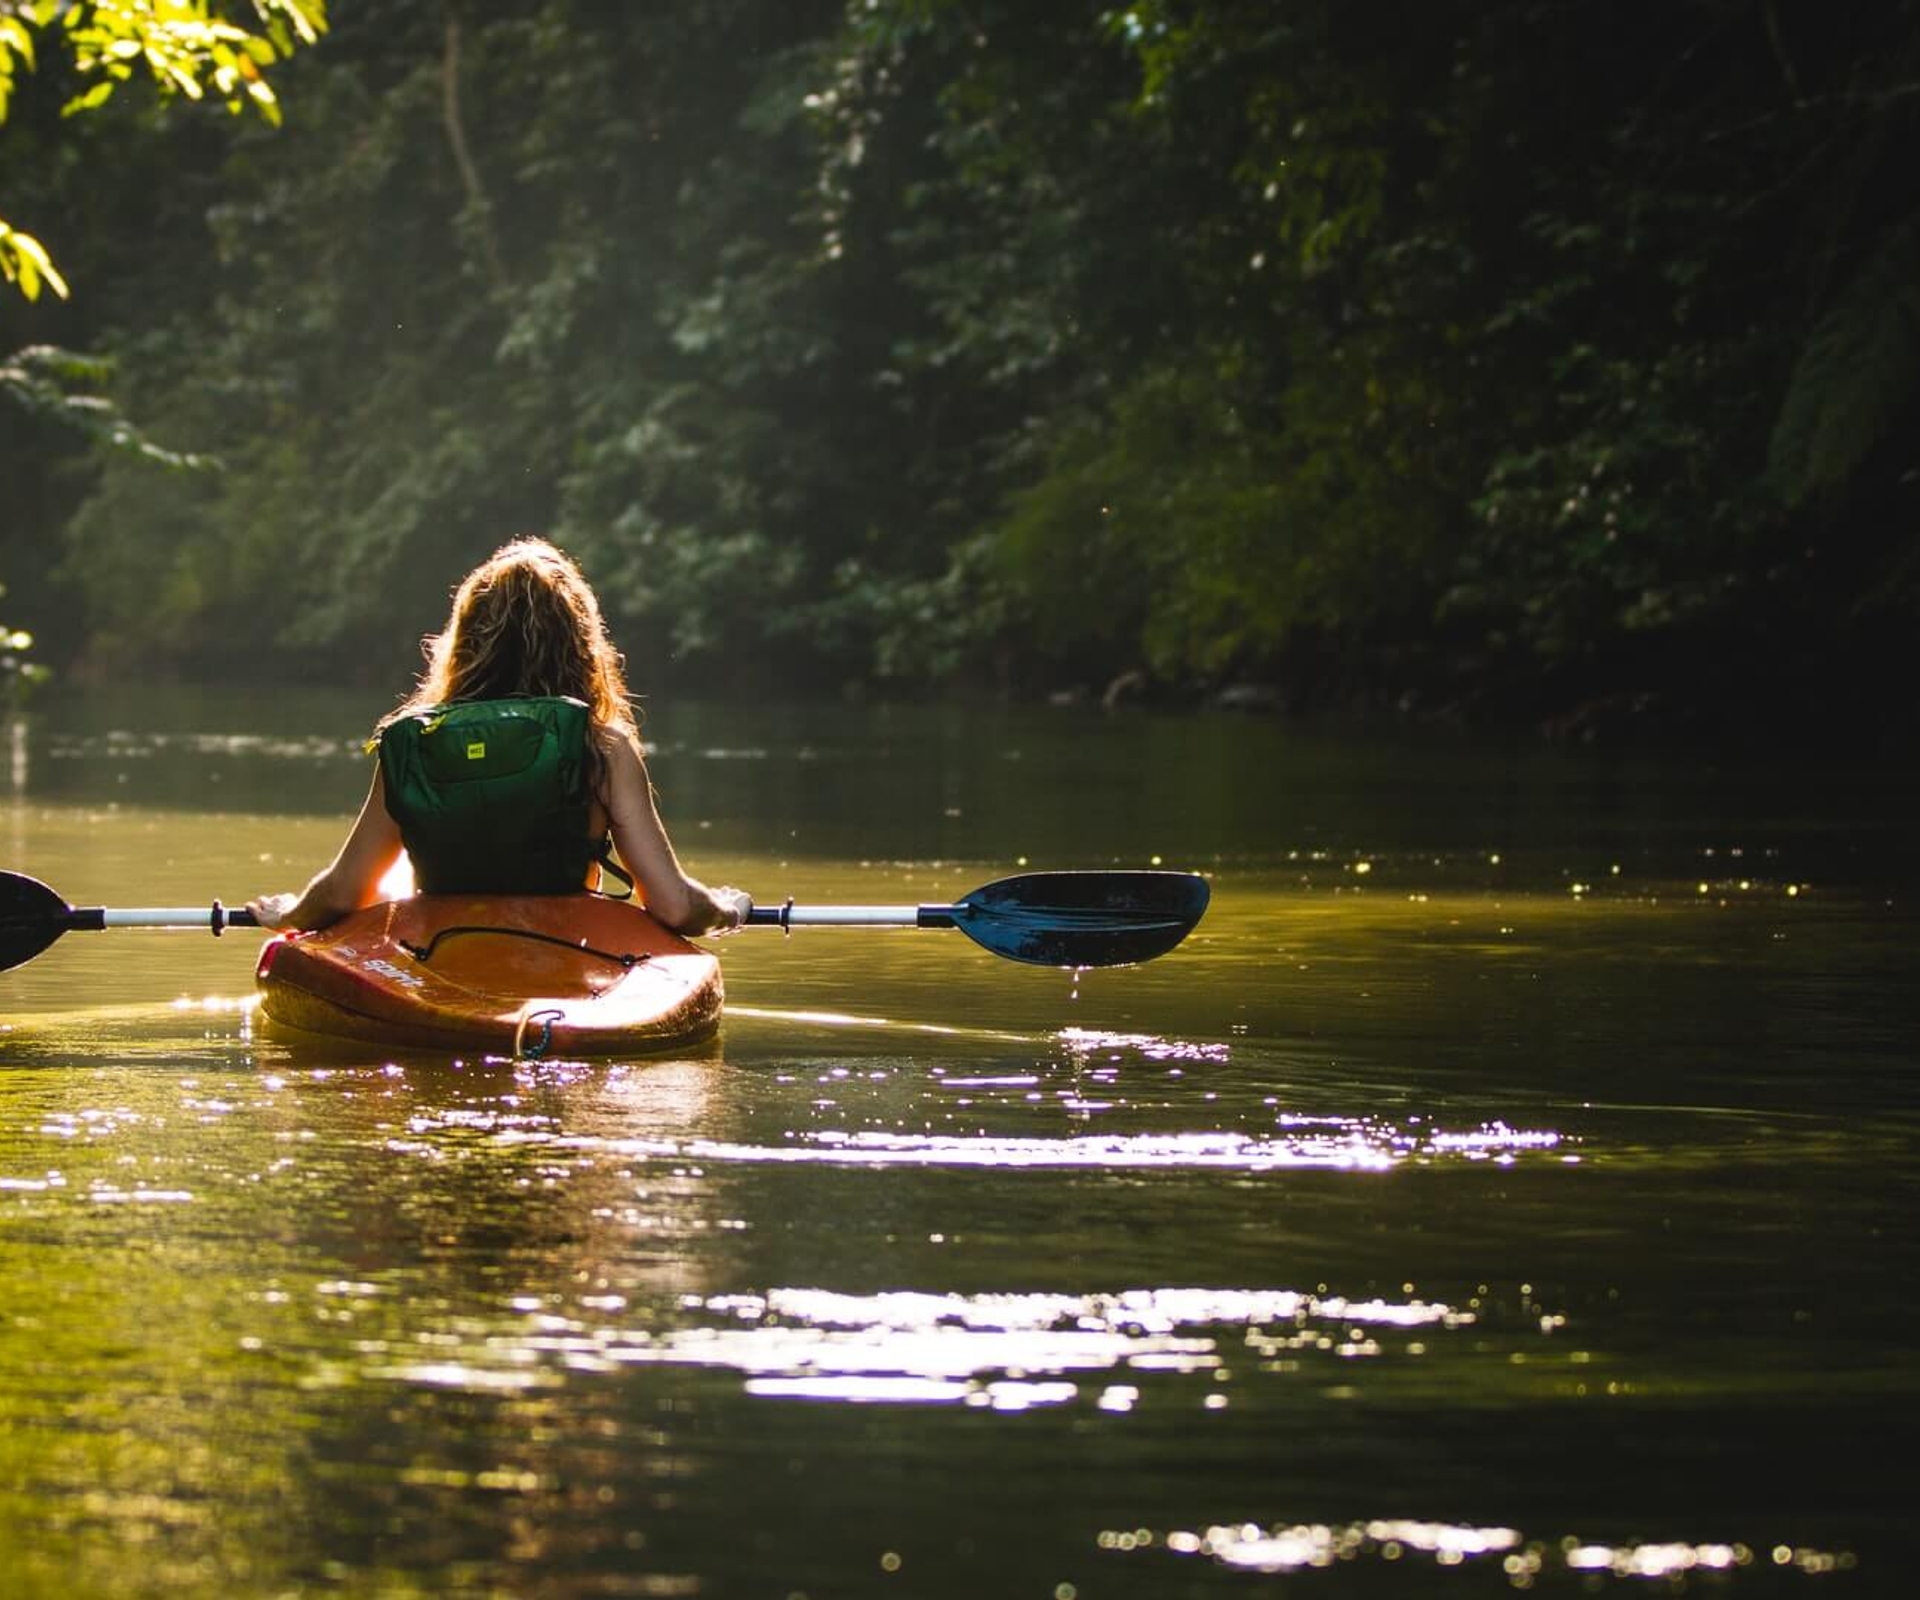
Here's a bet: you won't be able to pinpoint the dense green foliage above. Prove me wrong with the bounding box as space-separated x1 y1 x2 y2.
2 0 1915 737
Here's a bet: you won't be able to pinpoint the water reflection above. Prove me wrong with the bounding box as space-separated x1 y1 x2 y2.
541 1121 1568 1171
580 1283 1476 1397
1110 1520 1859 1583
46 729 361 763
382 1020 1572 1171
4 687 1919 1596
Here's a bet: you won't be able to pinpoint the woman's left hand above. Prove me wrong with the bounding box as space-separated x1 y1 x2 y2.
248 892 303 930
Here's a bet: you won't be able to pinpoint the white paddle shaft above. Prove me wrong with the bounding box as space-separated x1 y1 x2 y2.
751 904 946 926
100 907 258 929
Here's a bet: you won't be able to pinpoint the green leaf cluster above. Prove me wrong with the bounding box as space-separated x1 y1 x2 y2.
0 0 326 299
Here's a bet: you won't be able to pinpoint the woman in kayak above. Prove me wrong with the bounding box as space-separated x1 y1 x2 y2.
248 538 750 936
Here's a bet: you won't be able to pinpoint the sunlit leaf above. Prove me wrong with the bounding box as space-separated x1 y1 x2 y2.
31 246 66 300
62 79 116 114
162 60 205 99
0 17 35 66
0 225 69 300
9 228 53 272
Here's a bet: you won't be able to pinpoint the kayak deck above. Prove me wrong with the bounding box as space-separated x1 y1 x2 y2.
255 894 723 1057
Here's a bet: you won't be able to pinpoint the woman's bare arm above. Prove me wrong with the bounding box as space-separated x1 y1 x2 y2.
248 766 405 931
600 730 748 935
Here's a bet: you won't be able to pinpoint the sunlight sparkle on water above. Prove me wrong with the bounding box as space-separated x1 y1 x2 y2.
1057 1027 1229 1063
741 1376 1080 1408
392 1027 1563 1177
392 1284 1487 1408
508 1119 1566 1173
168 993 255 1014
373 1362 561 1394
88 1186 194 1203
1124 1520 1856 1583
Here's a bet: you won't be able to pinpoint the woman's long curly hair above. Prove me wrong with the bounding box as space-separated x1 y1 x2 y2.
379 538 636 798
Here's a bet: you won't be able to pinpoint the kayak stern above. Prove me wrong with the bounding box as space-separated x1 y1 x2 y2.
255 894 723 1057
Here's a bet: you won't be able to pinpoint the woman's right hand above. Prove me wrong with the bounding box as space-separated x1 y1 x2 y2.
710 886 753 934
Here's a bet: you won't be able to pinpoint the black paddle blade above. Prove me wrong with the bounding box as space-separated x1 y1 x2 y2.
953 870 1210 968
0 871 74 972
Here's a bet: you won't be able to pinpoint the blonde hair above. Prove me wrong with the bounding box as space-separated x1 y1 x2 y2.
380 538 636 784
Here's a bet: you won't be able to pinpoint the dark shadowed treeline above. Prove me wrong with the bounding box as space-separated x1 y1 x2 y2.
2 0 1915 739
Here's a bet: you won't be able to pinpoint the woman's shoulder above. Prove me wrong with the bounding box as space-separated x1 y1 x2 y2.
591 713 636 743
591 717 646 764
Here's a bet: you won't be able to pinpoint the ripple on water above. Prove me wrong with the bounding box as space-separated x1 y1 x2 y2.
336 1019 1575 1174
1103 1519 1857 1586
360 1282 1486 1408
476 1117 1570 1172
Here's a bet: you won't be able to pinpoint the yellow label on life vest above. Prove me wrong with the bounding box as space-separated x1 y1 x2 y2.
466 741 486 760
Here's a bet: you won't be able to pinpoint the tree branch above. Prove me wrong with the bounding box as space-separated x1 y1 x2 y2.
441 7 507 293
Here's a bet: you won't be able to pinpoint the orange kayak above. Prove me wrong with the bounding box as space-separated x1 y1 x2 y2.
254 894 723 1057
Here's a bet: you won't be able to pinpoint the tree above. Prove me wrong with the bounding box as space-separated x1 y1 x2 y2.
5 0 1916 739
0 0 327 300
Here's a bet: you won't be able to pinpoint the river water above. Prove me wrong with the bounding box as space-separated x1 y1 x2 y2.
2 684 1916 1597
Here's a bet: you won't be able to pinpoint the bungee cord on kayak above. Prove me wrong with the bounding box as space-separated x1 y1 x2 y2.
394 923 652 970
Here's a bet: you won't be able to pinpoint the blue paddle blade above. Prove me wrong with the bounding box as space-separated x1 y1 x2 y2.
0 871 76 971
949 870 1209 967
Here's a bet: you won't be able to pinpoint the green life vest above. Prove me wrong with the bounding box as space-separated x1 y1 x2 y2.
378 696 601 895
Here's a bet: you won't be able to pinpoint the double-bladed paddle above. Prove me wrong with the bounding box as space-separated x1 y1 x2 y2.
0 868 1209 973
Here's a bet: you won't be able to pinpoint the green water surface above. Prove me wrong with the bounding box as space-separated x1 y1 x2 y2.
2 685 1916 1597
